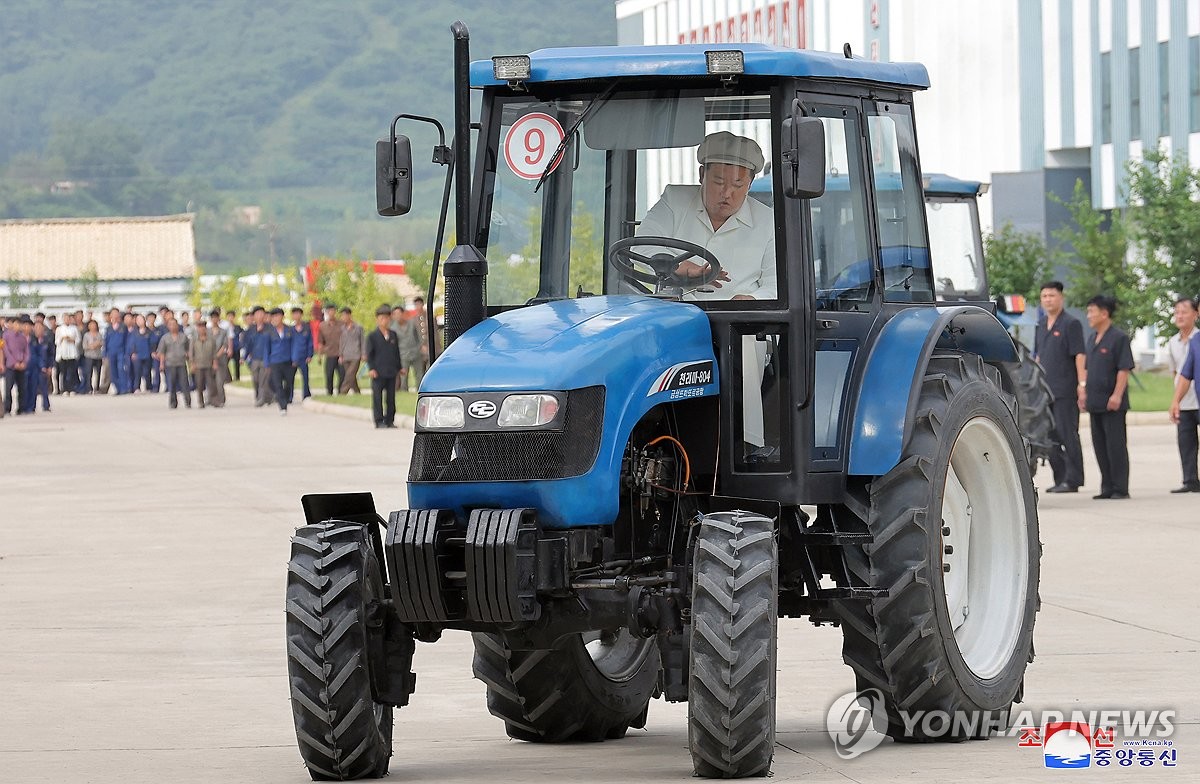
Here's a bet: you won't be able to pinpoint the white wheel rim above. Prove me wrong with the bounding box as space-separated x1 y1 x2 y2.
940 416 1028 680
583 629 654 682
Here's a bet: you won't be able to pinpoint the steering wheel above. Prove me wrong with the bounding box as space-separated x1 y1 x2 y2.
608 236 724 291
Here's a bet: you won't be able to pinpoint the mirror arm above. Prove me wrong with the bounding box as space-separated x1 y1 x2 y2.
385 113 454 362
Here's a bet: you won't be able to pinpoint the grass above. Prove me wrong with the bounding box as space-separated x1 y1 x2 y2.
232 356 419 416
1128 370 1176 412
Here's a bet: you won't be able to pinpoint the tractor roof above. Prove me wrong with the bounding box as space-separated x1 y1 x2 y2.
747 172 986 196
923 173 987 196
471 43 930 90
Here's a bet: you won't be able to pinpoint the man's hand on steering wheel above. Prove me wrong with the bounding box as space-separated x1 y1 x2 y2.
674 259 731 288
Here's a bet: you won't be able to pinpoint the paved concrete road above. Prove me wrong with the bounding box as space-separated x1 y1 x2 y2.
2 393 1195 783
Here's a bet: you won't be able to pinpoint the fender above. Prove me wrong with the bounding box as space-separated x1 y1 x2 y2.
408 295 718 528
847 305 1018 476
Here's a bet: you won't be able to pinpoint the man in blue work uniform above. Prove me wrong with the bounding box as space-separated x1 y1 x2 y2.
147 311 166 392
118 312 137 393
266 307 303 415
127 315 152 392
246 306 273 407
102 309 127 395
25 321 52 413
238 309 254 388
290 306 314 402
225 310 243 381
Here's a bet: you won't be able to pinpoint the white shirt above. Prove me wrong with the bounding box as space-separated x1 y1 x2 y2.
55 324 80 361
636 185 777 301
1167 329 1199 410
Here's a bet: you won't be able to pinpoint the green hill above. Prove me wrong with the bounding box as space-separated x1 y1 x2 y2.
0 0 617 269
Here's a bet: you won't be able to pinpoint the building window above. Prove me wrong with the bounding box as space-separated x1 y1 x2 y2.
1129 46 1140 141
1100 51 1112 144
1191 36 1200 133
1159 41 1170 134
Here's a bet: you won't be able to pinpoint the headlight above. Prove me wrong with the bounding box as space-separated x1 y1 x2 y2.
416 396 465 428
498 394 560 427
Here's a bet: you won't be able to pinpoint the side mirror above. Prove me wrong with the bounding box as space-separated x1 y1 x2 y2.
376 136 412 216
781 107 826 200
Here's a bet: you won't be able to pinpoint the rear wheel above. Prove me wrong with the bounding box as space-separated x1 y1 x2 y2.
688 511 777 778
833 352 1040 741
471 629 659 742
286 522 392 780
1002 341 1058 477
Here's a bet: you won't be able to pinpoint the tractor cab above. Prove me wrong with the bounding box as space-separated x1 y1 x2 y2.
402 43 948 509
923 173 989 303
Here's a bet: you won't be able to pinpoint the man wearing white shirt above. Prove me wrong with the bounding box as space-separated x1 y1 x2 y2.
54 313 81 396
636 132 776 449
1166 296 1200 493
636 132 775 302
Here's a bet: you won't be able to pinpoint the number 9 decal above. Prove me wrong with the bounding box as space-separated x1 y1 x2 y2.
504 112 566 180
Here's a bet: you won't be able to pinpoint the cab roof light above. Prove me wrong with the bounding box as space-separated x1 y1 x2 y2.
705 49 744 75
493 55 531 82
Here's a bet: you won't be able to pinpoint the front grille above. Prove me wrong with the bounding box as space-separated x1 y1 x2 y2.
409 386 605 482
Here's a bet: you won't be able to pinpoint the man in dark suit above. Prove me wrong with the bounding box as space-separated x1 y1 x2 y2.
1034 281 1087 492
366 305 402 429
1084 295 1135 500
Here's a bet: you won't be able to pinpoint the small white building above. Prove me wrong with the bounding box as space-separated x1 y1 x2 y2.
0 214 196 314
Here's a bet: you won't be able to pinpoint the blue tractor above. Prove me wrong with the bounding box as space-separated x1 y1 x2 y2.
285 24 1040 780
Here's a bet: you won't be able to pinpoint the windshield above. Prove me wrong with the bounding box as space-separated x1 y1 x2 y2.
474 87 778 309
926 197 985 300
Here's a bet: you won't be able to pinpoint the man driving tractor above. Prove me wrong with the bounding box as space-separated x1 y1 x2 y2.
636 131 775 301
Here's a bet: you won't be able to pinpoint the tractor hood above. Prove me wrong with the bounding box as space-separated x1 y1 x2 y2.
410 295 719 528
421 295 716 395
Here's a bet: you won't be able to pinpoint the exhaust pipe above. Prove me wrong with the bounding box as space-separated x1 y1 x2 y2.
441 20 488 348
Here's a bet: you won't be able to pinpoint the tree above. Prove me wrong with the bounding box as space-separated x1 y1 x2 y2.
1125 148 1200 336
3 273 43 309
186 264 206 309
205 270 250 316
1052 180 1153 334
308 258 400 324
982 222 1052 302
67 264 111 308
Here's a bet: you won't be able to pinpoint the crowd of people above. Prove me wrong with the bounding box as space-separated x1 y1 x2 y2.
1035 281 1200 498
0 298 433 426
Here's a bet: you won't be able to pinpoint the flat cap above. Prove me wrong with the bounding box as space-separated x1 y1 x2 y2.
697 131 764 174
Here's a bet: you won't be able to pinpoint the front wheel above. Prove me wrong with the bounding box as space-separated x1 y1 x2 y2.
688 511 777 777
286 522 392 779
471 629 659 742
833 352 1040 741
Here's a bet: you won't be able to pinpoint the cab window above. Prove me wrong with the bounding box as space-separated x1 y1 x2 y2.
808 106 873 312
867 103 933 303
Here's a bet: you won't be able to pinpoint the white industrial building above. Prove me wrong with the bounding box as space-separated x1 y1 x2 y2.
0 214 196 314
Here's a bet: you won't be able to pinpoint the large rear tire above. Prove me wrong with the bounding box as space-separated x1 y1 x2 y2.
287 522 392 780
1003 341 1058 478
471 629 659 742
833 352 1040 742
688 511 777 778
